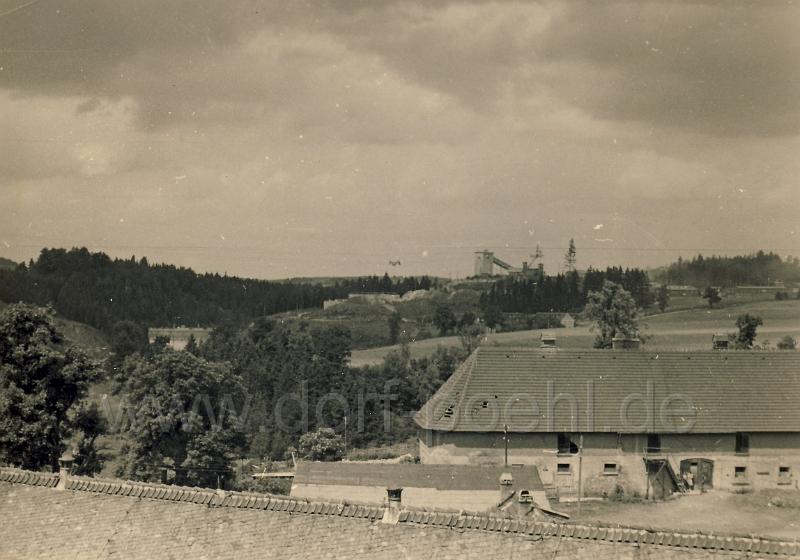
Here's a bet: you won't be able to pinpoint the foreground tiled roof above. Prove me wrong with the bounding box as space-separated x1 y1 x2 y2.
415 347 800 432
293 461 543 491
1 468 799 559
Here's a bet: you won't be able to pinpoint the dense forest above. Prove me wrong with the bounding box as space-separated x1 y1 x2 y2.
482 266 653 313
0 248 437 332
652 251 800 288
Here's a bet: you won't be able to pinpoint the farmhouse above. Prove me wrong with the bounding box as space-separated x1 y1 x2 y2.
415 345 800 499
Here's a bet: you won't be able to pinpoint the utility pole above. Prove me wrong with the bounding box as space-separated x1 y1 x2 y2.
344 415 348 456
577 434 584 518
503 424 509 467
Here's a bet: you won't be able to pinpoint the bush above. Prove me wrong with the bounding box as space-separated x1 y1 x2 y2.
236 477 291 495
607 483 642 503
777 335 797 350
298 428 344 461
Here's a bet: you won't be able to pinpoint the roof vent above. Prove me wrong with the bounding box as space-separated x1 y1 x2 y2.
540 332 557 348
612 337 640 350
382 487 403 524
518 490 533 503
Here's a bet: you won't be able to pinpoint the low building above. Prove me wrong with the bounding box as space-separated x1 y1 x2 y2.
348 292 402 304
291 461 550 513
147 327 211 350
415 345 800 499
665 285 699 297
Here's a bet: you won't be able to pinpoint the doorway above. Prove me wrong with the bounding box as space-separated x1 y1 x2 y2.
680 459 714 492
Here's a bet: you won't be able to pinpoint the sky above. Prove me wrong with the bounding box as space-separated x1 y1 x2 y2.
1 0 799 279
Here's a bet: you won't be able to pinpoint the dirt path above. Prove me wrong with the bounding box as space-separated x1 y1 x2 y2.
559 491 800 540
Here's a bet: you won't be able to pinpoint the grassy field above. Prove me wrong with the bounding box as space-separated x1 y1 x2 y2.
350 299 800 367
558 490 800 540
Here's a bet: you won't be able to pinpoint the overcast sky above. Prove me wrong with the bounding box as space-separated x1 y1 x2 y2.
1 0 798 279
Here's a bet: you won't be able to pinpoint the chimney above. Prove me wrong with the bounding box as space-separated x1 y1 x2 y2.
612 336 641 350
56 451 74 491
712 334 730 350
382 487 403 524
539 332 557 348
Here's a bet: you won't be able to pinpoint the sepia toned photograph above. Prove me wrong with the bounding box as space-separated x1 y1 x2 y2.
1 1 799 558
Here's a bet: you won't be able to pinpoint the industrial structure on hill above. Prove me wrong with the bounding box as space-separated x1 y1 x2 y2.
474 250 544 279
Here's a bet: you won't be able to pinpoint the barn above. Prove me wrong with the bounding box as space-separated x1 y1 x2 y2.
415 344 800 499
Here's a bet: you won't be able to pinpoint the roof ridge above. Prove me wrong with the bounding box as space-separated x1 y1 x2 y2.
1 467 798 555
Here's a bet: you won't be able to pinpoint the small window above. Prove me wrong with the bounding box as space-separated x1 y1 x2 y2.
604 463 618 474
734 466 747 478
646 434 661 453
779 466 791 478
442 404 454 418
557 433 578 454
481 401 489 409
735 432 749 454
557 463 571 474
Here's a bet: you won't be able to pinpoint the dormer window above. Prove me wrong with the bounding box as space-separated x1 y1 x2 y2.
557 433 578 455
735 432 749 454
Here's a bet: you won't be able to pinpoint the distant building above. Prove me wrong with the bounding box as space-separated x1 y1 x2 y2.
348 292 401 304
291 461 550 513
147 327 211 350
535 312 575 329
665 285 699 296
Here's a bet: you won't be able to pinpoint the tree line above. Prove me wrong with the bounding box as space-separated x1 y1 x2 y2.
653 251 800 288
0 248 437 333
481 266 654 315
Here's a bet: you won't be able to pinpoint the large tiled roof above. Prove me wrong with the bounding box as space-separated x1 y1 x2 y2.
293 461 543 491
1 468 798 558
415 347 800 433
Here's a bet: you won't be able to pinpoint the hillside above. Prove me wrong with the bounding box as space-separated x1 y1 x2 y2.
350 299 800 367
0 248 444 335
0 299 110 359
0 256 17 271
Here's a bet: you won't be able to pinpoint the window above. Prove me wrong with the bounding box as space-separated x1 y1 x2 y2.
646 434 661 453
557 433 578 454
603 463 618 475
734 466 747 478
735 432 749 454
779 466 791 478
557 463 571 474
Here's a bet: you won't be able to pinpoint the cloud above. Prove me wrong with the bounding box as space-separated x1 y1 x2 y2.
0 0 798 277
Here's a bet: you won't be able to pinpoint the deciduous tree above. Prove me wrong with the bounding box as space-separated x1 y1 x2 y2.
116 350 246 487
734 314 763 349
703 286 722 308
0 304 101 470
585 281 640 349
298 428 344 461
